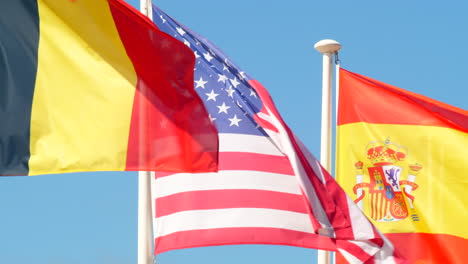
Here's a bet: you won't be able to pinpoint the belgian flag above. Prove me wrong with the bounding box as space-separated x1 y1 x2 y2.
0 0 218 176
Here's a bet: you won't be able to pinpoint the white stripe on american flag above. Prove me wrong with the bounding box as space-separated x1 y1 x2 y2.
338 249 362 264
154 208 315 238
372 230 396 263
154 170 301 198
219 133 283 155
345 196 376 240
262 128 286 153
256 112 275 124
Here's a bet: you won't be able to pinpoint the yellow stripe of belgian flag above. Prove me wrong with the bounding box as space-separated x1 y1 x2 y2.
30 0 137 175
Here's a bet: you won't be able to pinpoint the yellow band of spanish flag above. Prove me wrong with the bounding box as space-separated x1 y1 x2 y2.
336 68 468 263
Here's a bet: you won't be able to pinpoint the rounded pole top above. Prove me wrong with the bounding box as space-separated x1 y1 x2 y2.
314 39 342 54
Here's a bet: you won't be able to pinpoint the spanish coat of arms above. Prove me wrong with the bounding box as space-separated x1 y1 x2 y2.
353 139 422 222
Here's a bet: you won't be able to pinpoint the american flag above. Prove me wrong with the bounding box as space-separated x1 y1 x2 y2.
150 5 403 264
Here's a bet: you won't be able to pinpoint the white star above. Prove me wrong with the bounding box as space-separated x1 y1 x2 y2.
249 89 257 98
183 39 190 47
205 90 219 101
217 74 228 83
194 51 200 58
226 86 235 97
228 115 242 127
217 102 231 114
238 71 246 80
203 52 213 62
209 114 216 122
230 77 240 88
223 64 229 71
160 15 166 24
195 77 208 89
176 27 186 36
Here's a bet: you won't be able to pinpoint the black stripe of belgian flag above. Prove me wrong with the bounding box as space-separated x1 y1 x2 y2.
0 0 39 176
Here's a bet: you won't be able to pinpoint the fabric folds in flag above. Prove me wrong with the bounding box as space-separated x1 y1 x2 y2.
0 0 217 176
336 68 468 263
151 7 404 264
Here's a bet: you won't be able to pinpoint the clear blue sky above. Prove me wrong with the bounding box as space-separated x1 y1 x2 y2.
1 0 466 263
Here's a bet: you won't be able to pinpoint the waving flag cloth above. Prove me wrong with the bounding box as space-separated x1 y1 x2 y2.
0 0 217 176
336 68 468 263
151 6 404 264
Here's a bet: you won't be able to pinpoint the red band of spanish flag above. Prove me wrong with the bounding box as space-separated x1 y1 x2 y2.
336 68 468 263
0 0 218 176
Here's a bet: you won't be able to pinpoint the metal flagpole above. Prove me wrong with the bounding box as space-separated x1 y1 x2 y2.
333 52 341 264
335 54 341 126
138 169 153 264
138 2 154 264
314 39 342 264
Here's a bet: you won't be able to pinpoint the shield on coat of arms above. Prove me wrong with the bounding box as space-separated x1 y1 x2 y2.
368 165 409 222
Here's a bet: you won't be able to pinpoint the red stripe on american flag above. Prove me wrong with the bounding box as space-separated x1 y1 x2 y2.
154 227 337 254
155 189 308 217
219 152 293 174
155 152 294 179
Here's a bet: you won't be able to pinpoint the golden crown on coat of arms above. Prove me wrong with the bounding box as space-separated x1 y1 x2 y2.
365 138 408 166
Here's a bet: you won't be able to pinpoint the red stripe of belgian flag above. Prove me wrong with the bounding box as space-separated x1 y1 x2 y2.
109 0 218 172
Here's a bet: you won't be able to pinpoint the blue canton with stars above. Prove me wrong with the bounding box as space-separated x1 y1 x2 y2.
153 7 266 136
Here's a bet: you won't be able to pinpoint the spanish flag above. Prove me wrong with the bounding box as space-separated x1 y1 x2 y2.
336 68 468 263
0 0 218 176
